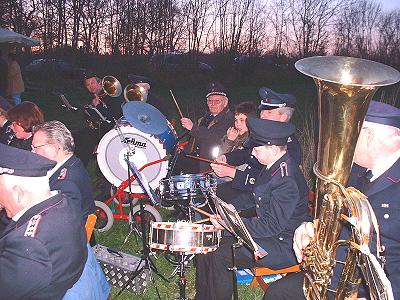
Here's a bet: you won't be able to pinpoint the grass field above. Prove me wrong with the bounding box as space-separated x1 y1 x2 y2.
21 61 400 299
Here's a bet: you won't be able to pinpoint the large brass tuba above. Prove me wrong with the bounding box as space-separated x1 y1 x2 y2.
295 56 400 300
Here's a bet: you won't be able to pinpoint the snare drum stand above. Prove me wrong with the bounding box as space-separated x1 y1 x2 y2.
228 238 244 300
176 252 190 300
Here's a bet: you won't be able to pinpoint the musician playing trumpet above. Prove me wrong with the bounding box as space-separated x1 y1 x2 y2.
195 117 310 300
75 72 124 166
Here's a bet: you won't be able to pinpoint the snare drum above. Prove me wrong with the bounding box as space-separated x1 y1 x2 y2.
158 174 217 207
97 118 176 193
149 221 221 254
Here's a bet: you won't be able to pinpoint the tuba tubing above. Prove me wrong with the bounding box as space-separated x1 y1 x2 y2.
295 56 400 300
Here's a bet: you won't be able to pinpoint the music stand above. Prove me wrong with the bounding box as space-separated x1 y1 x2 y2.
57 93 78 110
208 191 267 300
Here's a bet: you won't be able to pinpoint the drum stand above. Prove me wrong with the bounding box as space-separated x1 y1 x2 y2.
116 150 169 299
176 252 191 300
228 239 244 300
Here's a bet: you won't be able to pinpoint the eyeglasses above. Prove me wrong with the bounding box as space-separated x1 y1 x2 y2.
31 143 51 151
207 99 223 105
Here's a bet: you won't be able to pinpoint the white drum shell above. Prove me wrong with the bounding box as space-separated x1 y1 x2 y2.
97 125 169 193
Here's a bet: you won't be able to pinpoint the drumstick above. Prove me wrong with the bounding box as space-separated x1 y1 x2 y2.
169 90 184 119
186 154 236 169
191 206 213 218
193 218 210 224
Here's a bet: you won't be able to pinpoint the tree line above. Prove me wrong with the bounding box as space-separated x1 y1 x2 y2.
1 0 399 67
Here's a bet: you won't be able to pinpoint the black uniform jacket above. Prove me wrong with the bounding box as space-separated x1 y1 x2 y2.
230 152 310 269
327 159 400 299
225 134 302 192
0 193 87 300
89 94 124 137
49 155 96 222
187 106 234 172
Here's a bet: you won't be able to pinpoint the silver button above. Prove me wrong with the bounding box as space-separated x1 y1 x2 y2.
248 166 251 169
257 216 260 219
256 204 260 208
279 237 283 241
258 197 261 200
384 213 389 219
252 192 255 196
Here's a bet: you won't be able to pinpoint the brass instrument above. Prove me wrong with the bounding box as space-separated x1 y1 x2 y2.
98 75 122 99
85 76 122 130
295 56 400 300
123 83 148 102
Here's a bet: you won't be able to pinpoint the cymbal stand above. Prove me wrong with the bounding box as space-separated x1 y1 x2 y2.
167 130 189 177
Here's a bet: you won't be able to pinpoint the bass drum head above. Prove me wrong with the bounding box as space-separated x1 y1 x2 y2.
97 125 168 193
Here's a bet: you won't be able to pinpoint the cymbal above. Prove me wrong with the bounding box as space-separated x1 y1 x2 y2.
122 101 169 135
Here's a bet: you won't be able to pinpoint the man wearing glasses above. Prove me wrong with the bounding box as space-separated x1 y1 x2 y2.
178 81 234 173
31 120 96 226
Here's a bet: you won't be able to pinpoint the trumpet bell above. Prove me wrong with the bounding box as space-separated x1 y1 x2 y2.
102 76 122 97
124 83 146 101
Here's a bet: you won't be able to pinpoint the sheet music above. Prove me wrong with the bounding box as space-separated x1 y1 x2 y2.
208 191 268 259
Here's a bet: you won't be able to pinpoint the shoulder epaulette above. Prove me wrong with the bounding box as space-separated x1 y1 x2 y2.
24 214 42 237
58 168 68 180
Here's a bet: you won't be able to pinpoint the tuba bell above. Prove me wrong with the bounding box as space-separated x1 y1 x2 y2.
295 56 400 300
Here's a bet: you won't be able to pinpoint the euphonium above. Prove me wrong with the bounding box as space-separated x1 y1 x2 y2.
295 56 400 300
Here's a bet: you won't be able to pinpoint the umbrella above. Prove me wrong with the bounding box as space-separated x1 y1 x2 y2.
0 28 39 46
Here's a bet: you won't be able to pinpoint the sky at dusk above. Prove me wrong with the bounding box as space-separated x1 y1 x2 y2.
379 0 400 11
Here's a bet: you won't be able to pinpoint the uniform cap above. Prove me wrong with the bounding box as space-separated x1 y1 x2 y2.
258 87 296 110
243 117 295 148
0 144 56 177
365 101 400 128
206 81 228 98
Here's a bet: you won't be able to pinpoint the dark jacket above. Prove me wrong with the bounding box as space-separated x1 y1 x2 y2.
0 193 87 300
225 134 302 191
327 160 400 299
187 106 234 172
49 155 96 222
230 152 309 269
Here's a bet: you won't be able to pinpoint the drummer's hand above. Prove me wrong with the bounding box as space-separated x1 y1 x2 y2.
217 154 227 163
91 95 100 107
211 162 236 178
210 214 224 230
181 117 193 131
227 127 239 141
293 222 315 263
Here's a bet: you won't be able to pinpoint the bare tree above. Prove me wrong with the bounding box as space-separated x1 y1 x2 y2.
376 9 400 67
288 0 345 57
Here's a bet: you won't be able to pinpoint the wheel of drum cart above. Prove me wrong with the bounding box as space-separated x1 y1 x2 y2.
129 205 162 238
94 200 114 232
110 185 139 207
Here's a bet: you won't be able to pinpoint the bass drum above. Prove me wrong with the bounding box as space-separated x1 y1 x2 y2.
97 120 176 193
